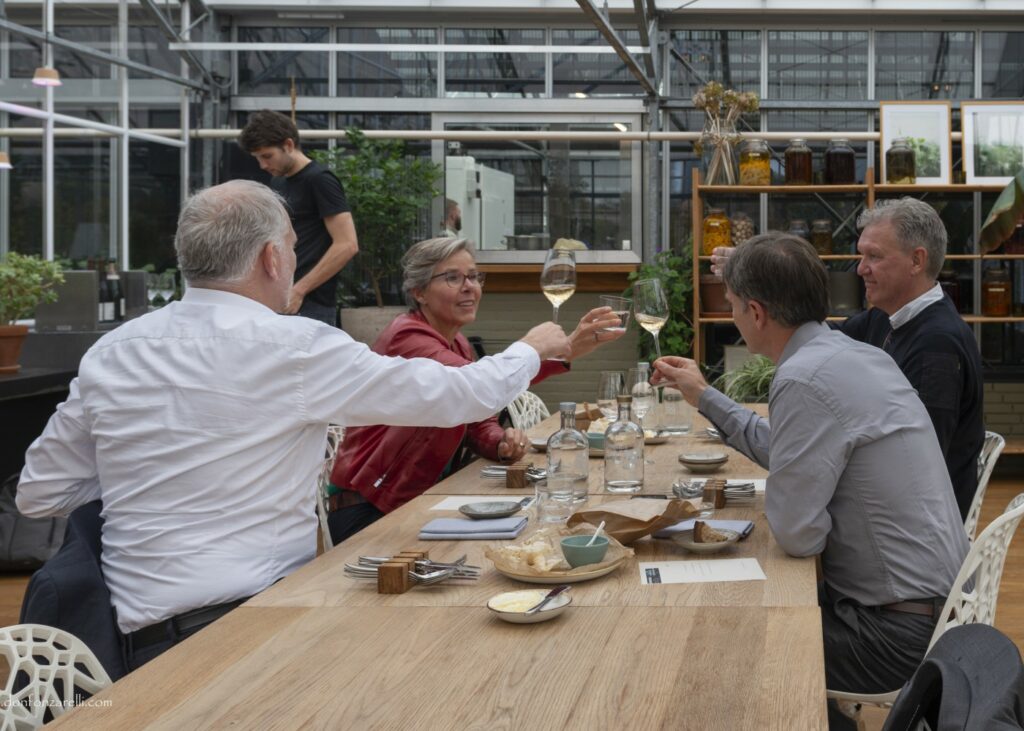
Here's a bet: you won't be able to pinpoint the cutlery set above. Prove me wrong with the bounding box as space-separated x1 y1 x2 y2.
344 554 481 587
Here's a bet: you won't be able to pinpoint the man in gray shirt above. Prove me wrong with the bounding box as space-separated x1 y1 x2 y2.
654 232 968 729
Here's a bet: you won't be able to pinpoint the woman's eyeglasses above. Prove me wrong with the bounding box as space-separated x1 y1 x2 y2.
430 270 486 289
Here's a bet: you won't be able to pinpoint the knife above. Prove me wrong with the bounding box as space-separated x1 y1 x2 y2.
525 584 571 615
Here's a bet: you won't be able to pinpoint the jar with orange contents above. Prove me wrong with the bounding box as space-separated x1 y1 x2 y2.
702 208 732 255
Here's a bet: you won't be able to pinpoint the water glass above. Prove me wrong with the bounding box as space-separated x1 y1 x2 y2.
598 295 631 333
535 475 579 523
660 388 693 434
597 370 625 420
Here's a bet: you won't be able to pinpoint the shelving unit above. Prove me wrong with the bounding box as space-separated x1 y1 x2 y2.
690 167 1024 366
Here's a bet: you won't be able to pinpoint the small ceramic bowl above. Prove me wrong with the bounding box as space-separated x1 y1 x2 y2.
560 535 610 568
586 433 606 451
678 452 729 474
487 589 572 624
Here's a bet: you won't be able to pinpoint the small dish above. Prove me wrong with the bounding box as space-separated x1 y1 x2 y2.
459 501 525 520
644 435 669 446
488 589 572 624
585 433 606 451
560 535 610 567
530 438 548 452
671 528 740 554
680 451 728 464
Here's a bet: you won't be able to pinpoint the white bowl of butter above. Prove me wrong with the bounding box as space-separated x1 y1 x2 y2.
487 589 572 624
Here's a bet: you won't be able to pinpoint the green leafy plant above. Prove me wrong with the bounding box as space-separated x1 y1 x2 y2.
712 354 775 403
0 252 64 324
627 244 693 360
313 128 443 307
907 138 941 178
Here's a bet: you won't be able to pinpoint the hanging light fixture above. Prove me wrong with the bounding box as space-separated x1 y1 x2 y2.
0 152 11 170
32 67 62 87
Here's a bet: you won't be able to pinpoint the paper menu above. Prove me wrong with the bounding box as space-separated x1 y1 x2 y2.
638 558 767 585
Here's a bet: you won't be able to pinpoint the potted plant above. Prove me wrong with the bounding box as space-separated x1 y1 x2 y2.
627 244 694 360
0 252 64 373
713 354 775 403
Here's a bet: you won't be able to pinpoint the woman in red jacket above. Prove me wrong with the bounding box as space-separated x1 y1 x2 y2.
327 236 622 544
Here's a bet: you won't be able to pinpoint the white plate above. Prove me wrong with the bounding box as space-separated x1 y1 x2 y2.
671 528 740 554
493 555 629 584
459 501 525 520
487 590 572 624
680 452 728 463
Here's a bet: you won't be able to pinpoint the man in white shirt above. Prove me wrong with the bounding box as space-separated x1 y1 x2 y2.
17 179 569 671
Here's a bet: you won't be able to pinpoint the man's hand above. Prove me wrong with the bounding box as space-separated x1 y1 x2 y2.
497 427 529 462
709 246 734 277
567 306 625 361
519 322 571 362
652 356 710 407
284 288 305 315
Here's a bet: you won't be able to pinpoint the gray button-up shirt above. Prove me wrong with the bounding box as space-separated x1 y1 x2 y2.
699 322 968 606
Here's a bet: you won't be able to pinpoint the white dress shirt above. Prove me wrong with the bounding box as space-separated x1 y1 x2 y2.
888 283 944 330
18 288 540 632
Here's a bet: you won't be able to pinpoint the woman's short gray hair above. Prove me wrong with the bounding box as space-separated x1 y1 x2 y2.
401 236 476 309
856 197 947 279
175 180 291 285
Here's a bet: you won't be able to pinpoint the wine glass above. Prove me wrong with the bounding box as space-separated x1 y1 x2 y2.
540 249 576 323
627 367 655 432
597 370 625 421
146 273 161 309
157 272 176 304
632 278 670 359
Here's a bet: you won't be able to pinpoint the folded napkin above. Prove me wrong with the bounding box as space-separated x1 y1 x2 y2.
418 516 528 541
653 519 754 540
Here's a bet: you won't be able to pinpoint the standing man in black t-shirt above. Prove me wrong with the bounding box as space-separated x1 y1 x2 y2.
239 110 358 326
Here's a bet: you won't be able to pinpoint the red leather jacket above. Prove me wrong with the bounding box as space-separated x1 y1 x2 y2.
331 311 566 514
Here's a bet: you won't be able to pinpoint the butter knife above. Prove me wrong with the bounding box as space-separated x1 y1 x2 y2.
525 584 570 615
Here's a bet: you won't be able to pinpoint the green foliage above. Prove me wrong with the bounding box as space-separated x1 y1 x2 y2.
907 138 941 178
627 244 693 361
977 143 1023 178
0 252 65 324
312 128 442 306
712 355 776 403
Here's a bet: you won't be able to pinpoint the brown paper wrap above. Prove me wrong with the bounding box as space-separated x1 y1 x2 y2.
566 498 699 545
484 524 633 577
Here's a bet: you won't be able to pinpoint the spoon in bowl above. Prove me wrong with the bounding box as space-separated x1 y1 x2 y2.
586 520 606 547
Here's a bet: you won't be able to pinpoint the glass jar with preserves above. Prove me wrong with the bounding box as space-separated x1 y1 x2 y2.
886 137 916 184
810 219 833 255
787 219 810 241
784 138 813 186
703 207 732 255
825 138 856 184
730 211 756 246
982 265 1012 317
739 138 771 186
938 264 961 312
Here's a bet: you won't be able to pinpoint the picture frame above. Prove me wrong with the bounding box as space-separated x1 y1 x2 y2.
879 101 952 185
962 101 1024 185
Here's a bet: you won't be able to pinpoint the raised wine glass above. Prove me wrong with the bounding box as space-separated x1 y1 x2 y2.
540 248 576 323
632 278 670 359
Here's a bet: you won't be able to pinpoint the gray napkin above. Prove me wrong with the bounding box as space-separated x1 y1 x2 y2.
418 516 528 541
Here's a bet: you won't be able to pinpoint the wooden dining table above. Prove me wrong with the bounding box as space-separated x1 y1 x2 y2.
52 407 827 730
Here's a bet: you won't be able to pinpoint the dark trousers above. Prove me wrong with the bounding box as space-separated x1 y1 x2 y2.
121 620 210 672
327 502 385 545
820 584 937 730
297 299 337 327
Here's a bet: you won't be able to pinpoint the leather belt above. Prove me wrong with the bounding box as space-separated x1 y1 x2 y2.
328 489 366 512
879 599 943 618
128 597 248 651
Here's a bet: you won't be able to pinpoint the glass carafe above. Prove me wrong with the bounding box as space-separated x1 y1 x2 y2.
542 402 589 522
604 395 644 494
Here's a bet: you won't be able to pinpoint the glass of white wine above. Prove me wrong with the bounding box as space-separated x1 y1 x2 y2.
632 278 670 358
540 249 576 323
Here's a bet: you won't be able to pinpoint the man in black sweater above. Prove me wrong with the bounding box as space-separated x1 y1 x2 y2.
838 199 983 518
713 197 984 518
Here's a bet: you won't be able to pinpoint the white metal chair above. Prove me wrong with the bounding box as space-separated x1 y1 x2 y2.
506 391 550 431
316 424 345 553
964 430 1006 541
0 624 112 730
828 492 1024 713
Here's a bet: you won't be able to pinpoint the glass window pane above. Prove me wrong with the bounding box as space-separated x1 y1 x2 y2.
444 29 545 98
129 25 182 79
129 139 180 271
8 24 43 78
53 25 113 79
982 32 1024 99
551 28 645 98
237 27 329 96
337 28 437 97
670 30 761 98
767 31 868 100
876 31 974 100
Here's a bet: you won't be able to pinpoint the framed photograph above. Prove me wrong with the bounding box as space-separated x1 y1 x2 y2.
962 101 1024 185
879 101 952 185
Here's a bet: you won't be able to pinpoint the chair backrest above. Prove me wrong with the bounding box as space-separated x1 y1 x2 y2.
965 431 1006 541
929 492 1024 651
316 425 345 553
0 624 112 729
506 391 550 431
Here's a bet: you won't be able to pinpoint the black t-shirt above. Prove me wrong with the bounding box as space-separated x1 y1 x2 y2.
271 160 350 307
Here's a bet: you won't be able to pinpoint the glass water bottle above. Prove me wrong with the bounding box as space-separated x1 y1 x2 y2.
604 395 644 494
541 402 589 521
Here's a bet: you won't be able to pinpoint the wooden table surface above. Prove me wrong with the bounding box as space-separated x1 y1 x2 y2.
53 401 828 730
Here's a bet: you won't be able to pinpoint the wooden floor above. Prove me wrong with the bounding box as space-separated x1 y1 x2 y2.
1 476 1022 730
